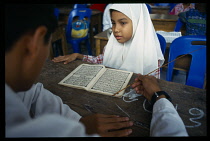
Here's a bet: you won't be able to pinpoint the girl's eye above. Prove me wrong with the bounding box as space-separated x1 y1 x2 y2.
111 22 116 25
121 22 126 25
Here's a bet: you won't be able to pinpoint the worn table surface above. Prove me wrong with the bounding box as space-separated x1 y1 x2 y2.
150 6 170 14
35 59 206 136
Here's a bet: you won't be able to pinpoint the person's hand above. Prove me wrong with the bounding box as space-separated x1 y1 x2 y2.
52 53 83 64
131 74 161 101
79 114 133 137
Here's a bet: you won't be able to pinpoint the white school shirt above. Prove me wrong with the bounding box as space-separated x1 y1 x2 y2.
5 83 188 137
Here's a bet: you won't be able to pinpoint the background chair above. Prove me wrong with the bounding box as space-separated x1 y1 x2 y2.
73 4 88 9
156 33 166 72
154 3 170 6
146 4 151 14
66 8 92 55
156 33 166 55
174 18 184 32
169 3 177 12
54 8 60 20
166 35 206 89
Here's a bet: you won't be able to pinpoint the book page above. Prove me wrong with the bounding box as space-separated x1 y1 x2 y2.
89 68 133 98
58 64 105 89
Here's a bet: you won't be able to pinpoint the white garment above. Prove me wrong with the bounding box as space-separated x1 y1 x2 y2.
5 83 99 137
102 4 113 31
5 83 188 137
103 4 164 74
151 98 188 136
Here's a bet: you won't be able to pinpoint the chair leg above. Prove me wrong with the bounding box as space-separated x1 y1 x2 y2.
174 70 179 75
86 39 92 55
71 42 81 53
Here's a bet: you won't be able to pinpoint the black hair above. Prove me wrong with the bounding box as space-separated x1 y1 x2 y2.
5 4 58 52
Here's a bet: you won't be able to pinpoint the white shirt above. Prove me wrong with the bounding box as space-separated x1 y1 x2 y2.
5 83 188 137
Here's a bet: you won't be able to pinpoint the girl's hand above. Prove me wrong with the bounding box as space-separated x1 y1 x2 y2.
52 53 83 64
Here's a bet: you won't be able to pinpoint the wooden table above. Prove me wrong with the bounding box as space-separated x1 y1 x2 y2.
94 29 109 56
58 7 102 51
150 6 170 14
150 14 185 34
50 22 68 59
35 59 206 137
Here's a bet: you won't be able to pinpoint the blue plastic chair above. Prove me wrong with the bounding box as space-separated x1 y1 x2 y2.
169 3 176 12
154 3 170 6
166 35 206 89
54 8 60 20
66 8 92 55
174 18 184 32
156 33 166 72
73 4 88 9
146 4 151 13
156 33 166 55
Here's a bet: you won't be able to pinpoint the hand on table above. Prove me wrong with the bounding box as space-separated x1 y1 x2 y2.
132 74 161 101
51 53 83 64
80 114 133 137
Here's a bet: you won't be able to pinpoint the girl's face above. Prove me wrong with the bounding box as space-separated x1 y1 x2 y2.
111 10 133 43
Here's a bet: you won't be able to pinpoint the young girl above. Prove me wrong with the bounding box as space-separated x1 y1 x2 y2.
169 3 195 15
52 4 164 78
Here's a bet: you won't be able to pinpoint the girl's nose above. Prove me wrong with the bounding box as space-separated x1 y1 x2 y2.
113 25 120 33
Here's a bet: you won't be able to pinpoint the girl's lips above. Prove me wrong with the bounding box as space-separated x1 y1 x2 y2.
115 36 122 40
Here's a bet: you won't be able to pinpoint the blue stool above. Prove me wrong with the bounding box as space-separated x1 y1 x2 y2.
66 8 92 55
166 35 206 89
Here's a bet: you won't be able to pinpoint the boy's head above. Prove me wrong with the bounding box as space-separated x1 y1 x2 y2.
110 9 133 44
5 4 58 52
5 4 58 92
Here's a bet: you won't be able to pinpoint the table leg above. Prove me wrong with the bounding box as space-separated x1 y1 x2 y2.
95 39 101 56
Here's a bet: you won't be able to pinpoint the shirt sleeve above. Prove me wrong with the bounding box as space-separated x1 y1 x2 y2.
18 83 82 122
82 46 106 64
7 83 100 137
82 54 104 64
6 114 99 137
150 98 188 136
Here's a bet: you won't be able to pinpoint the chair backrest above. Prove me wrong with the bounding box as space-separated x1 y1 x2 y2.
174 18 184 32
169 3 176 12
166 35 206 89
156 33 166 55
154 3 170 6
73 4 88 9
66 8 92 41
54 8 60 20
146 4 151 13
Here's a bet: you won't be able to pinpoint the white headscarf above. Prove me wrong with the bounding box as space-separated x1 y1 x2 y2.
103 4 165 75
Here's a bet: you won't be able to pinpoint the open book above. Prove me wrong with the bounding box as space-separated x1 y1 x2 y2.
58 64 133 98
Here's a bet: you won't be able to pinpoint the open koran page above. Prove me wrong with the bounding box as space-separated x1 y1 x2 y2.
58 64 133 98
